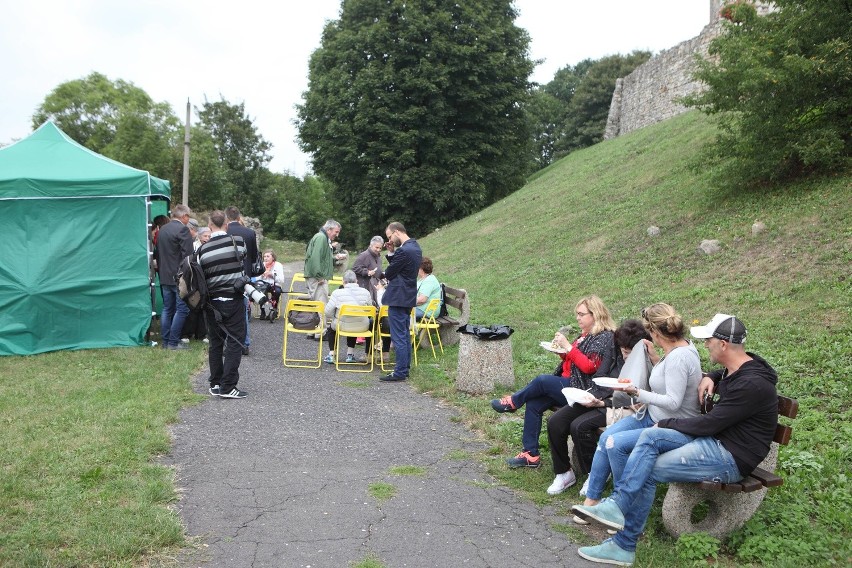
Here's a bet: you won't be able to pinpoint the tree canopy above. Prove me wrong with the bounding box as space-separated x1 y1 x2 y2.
32 72 181 180
685 0 852 184
296 0 534 238
526 53 649 170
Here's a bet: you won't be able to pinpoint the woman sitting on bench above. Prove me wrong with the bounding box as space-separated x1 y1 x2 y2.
577 303 703 515
490 295 617 469
545 319 651 496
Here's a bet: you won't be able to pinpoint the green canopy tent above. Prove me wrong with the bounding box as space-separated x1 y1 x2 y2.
0 121 171 356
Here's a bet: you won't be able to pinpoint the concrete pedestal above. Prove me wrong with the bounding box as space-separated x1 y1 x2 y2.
455 334 514 394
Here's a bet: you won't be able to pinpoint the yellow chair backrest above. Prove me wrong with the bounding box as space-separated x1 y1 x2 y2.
289 273 307 293
421 298 442 321
338 303 376 322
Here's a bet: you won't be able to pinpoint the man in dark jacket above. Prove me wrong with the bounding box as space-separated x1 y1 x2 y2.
225 206 258 355
156 204 194 350
572 314 778 567
380 222 421 382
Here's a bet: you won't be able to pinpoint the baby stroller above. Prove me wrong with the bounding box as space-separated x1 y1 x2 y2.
251 280 281 323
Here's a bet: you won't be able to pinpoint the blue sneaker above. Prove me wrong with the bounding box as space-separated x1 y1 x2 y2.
578 538 634 566
572 498 625 530
323 354 335 364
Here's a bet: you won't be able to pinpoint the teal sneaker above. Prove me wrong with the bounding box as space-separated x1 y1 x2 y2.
323 354 335 364
578 538 634 566
572 498 625 530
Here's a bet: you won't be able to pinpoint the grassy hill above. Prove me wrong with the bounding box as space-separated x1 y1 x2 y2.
412 110 851 566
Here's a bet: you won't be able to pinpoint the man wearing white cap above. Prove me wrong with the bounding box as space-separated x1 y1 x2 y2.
572 314 778 567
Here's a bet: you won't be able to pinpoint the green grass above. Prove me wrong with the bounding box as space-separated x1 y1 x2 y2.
388 465 427 476
259 236 306 265
367 482 397 503
0 345 206 567
405 110 851 566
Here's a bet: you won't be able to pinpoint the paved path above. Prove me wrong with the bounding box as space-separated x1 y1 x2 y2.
167 263 596 567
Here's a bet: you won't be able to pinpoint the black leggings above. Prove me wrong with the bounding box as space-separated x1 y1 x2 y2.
547 405 606 475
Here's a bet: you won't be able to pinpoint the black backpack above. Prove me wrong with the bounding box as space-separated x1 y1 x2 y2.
438 284 449 318
176 254 209 312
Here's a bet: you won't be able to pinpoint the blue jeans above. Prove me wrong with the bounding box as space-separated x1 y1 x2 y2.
160 284 189 347
512 374 571 454
586 411 656 500
610 429 742 551
388 306 412 378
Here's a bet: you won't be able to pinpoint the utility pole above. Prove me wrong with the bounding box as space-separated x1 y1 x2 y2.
182 99 190 206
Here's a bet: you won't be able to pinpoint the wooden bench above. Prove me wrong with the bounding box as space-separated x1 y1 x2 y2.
660 394 798 538
435 285 470 347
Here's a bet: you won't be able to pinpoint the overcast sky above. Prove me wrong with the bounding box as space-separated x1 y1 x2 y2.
0 1 710 176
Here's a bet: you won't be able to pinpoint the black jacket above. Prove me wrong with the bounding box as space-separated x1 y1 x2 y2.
156 219 193 284
226 222 258 276
657 352 778 476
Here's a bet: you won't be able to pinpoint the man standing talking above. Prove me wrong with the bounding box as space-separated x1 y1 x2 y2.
225 206 258 356
380 222 422 382
156 204 194 350
304 219 341 340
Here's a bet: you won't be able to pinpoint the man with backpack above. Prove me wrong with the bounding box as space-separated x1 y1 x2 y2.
197 210 249 399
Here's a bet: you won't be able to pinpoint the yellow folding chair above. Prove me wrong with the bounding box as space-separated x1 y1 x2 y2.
375 305 418 373
287 272 309 300
333 304 376 373
282 299 325 368
415 298 444 358
328 275 345 292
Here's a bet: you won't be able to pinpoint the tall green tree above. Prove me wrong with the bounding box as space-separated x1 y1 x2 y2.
527 59 594 170
32 72 181 180
196 97 274 222
555 51 650 157
296 0 534 237
272 174 337 242
685 0 852 184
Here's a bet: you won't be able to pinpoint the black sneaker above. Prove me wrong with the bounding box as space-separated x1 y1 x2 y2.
242 346 250 356
380 373 406 382
208 385 221 396
220 388 248 399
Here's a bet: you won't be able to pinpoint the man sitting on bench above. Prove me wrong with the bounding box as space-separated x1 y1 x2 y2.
572 314 778 567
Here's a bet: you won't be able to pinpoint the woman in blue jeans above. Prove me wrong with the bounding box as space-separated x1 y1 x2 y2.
491 295 617 469
577 303 703 513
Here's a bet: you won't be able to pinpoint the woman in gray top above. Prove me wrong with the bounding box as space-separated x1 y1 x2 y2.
580 303 702 508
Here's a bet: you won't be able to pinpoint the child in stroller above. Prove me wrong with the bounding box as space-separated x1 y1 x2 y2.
254 249 285 322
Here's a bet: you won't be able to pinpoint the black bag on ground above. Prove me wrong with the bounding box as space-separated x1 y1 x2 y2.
176 254 209 312
288 310 321 330
457 324 514 340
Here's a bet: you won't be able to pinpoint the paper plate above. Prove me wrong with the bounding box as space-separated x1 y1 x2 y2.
593 377 633 390
539 340 567 354
562 387 595 405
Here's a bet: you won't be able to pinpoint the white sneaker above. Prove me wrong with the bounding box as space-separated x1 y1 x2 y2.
546 470 576 495
180 338 190 344
572 514 589 525
579 478 590 497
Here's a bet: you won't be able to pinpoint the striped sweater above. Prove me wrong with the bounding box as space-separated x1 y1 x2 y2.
197 234 246 298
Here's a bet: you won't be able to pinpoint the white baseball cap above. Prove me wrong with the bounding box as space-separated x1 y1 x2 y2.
690 313 747 344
